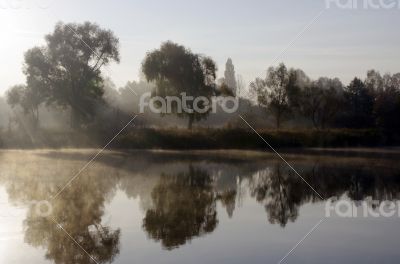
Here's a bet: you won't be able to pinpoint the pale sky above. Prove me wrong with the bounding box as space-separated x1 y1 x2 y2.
0 0 399 94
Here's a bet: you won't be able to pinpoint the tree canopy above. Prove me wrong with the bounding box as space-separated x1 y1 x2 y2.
250 63 292 129
13 21 120 129
142 41 217 129
224 58 237 96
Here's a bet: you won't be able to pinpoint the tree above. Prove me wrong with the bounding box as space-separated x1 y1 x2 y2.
142 41 217 129
301 77 344 129
24 21 120 129
250 63 290 129
286 68 311 110
342 78 375 128
6 85 24 109
224 58 237 96
365 69 384 94
373 73 400 135
249 77 268 107
6 84 44 128
236 74 245 98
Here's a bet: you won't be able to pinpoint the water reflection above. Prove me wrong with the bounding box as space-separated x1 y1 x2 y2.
143 166 218 250
0 150 400 262
22 169 120 263
249 164 304 227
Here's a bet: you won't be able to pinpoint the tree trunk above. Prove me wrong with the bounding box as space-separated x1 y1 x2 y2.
71 108 80 129
276 112 281 130
312 111 318 129
34 107 40 129
30 107 39 130
321 121 326 130
188 115 194 130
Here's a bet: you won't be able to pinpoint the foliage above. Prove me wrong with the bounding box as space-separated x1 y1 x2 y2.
14 21 120 129
6 84 44 128
373 73 400 137
341 78 375 128
142 41 217 129
250 63 294 129
115 127 386 149
223 58 237 96
301 77 344 129
3 22 400 146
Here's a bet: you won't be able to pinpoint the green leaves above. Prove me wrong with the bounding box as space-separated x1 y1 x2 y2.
141 41 218 128
22 21 120 128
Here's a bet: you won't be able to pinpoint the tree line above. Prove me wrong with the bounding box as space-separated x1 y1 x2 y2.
4 21 400 135
250 64 400 134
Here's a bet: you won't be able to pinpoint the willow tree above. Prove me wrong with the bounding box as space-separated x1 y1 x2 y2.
142 41 217 129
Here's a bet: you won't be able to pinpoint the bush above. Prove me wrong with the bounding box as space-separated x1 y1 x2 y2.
114 128 387 150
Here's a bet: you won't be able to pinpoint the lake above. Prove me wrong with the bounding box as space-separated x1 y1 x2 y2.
0 149 400 264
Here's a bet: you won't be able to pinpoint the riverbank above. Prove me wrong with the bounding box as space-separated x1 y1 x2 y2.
114 128 389 149
0 127 398 149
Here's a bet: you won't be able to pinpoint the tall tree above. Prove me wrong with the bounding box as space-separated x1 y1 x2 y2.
23 21 120 129
224 58 237 96
142 41 217 129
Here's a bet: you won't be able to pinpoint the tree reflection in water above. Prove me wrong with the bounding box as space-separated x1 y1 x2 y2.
249 164 305 227
143 165 218 250
23 175 121 264
1 150 400 256
0 153 122 264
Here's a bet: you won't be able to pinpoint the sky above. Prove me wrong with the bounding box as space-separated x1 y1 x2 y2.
0 0 399 94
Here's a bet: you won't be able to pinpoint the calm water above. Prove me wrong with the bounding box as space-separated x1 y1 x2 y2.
0 149 400 264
